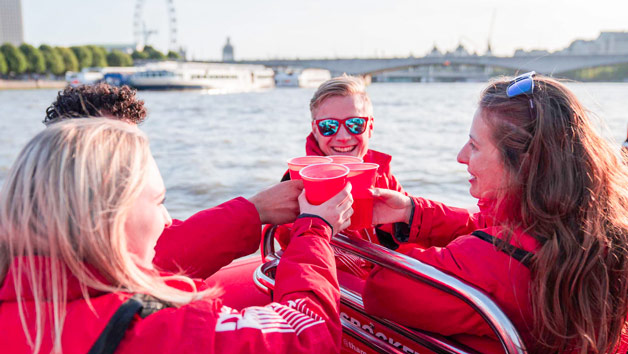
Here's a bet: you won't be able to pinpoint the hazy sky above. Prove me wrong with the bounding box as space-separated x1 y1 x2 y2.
22 0 628 60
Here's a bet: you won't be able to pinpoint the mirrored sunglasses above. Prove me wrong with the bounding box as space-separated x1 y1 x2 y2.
315 117 371 137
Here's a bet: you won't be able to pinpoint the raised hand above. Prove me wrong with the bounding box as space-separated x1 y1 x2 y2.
371 188 413 225
298 183 353 235
249 180 304 225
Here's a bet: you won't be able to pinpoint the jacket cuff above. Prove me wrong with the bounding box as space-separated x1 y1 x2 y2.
297 213 333 234
290 214 333 241
392 198 415 243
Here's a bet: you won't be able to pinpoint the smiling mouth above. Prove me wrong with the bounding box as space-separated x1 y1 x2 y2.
331 146 356 153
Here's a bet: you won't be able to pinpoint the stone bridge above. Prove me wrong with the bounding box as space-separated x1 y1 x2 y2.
240 54 628 76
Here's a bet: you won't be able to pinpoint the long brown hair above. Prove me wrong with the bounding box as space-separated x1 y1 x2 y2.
479 75 628 353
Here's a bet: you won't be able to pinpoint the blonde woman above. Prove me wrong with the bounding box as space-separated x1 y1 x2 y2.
0 118 350 353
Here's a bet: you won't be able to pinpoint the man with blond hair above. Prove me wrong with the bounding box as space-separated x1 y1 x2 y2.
280 75 408 253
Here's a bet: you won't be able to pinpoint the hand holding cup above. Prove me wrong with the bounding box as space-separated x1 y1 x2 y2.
371 188 413 225
298 183 354 236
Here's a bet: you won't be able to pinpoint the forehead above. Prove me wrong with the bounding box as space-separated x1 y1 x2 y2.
470 109 492 138
313 94 371 119
144 155 165 192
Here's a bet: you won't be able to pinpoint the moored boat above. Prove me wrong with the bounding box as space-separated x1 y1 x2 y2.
127 61 275 91
275 68 331 88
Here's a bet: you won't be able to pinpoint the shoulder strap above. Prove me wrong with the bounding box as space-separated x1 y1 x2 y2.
88 294 172 354
471 230 533 268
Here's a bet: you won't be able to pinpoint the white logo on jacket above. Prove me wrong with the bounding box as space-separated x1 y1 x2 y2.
215 298 324 335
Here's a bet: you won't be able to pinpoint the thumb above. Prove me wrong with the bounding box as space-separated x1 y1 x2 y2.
298 189 308 204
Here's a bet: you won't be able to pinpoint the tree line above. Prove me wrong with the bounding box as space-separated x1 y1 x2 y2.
0 43 181 78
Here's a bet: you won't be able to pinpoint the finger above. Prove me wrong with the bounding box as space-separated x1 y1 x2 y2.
339 218 351 231
342 206 354 220
290 179 304 190
370 187 382 198
328 183 353 205
298 189 308 205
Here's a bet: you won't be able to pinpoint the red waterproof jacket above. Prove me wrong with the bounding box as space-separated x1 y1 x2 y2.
362 197 539 353
153 197 261 279
0 216 341 354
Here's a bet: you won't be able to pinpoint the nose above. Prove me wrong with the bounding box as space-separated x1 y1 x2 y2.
163 207 173 228
335 125 352 140
457 142 469 165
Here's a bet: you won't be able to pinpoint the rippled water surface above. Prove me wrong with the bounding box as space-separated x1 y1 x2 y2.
1 82 627 219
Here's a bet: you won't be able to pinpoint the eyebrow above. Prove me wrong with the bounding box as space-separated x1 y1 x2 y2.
155 189 166 200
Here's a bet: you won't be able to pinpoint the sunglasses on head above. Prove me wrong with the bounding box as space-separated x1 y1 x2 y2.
507 71 536 110
314 117 371 137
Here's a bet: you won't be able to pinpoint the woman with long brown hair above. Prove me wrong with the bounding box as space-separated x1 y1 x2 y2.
363 73 628 353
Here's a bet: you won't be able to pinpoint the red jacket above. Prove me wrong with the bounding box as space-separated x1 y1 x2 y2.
153 197 262 279
362 197 539 353
0 216 341 354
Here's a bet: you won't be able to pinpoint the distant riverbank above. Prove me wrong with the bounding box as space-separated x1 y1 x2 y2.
0 79 66 90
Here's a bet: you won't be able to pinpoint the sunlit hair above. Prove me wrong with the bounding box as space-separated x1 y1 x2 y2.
479 75 628 353
309 74 373 118
0 118 215 353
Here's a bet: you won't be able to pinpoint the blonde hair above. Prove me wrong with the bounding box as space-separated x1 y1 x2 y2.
0 118 213 353
309 74 373 118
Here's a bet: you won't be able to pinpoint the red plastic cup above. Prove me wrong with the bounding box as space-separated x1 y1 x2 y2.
328 155 363 164
287 156 332 180
300 163 350 205
344 163 379 230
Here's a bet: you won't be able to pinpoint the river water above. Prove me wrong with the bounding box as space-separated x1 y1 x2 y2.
0 82 627 219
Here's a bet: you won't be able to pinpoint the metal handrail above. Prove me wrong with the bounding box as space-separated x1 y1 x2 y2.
253 252 476 354
330 233 527 354
253 249 471 354
257 227 528 353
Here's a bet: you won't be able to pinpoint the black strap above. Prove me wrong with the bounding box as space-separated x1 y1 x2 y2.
471 230 533 268
88 294 171 354
375 227 400 250
280 170 291 182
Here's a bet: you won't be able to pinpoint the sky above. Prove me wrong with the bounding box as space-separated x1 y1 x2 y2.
21 0 628 60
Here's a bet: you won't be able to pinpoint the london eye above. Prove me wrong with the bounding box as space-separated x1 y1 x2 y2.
133 0 178 52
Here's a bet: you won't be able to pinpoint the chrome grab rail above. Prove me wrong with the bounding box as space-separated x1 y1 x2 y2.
255 228 527 354
253 257 278 296
261 225 277 262
331 233 527 354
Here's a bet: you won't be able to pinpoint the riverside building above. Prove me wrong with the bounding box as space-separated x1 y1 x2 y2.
0 0 24 46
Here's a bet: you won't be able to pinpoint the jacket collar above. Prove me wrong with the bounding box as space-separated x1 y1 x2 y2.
304 133 392 175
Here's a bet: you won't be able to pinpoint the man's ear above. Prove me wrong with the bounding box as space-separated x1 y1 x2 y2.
311 120 319 140
368 118 374 138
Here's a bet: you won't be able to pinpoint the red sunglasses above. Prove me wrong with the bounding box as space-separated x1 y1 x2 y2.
314 117 372 137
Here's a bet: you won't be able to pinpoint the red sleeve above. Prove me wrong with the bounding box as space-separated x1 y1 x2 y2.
362 232 533 343
407 197 484 247
362 238 494 340
153 197 262 279
119 216 341 354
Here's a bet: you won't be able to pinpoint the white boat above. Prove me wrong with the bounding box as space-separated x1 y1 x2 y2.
274 68 331 88
127 61 275 91
65 67 139 87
